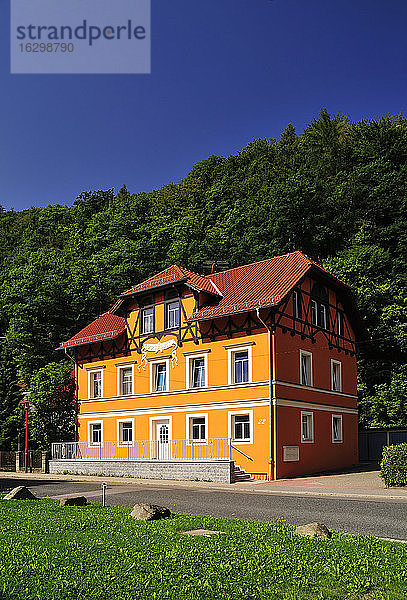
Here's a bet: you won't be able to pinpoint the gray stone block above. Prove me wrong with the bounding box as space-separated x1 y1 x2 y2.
49 459 233 483
3 486 37 500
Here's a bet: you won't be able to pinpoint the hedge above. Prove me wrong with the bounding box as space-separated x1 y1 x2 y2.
380 443 407 487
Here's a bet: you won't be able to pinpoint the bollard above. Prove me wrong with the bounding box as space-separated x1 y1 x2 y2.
102 482 107 507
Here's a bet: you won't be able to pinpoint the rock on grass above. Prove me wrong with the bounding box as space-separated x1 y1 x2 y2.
3 486 37 500
295 522 331 539
130 503 171 520
59 496 88 507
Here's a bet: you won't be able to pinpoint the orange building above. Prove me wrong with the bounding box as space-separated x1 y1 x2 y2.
51 251 364 482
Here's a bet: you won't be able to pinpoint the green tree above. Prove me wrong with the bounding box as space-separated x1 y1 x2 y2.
0 109 406 435
0 343 21 450
27 362 76 450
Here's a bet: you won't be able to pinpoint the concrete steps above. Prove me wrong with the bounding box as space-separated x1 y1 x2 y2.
233 464 255 482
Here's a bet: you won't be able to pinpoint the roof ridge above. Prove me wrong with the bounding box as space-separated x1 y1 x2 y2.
178 265 202 278
147 264 185 280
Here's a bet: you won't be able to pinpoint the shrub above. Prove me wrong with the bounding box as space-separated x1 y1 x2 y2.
380 443 407 487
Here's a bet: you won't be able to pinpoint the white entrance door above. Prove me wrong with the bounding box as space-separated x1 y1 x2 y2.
155 421 170 460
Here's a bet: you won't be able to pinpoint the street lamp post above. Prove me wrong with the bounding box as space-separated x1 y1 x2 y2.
21 396 30 473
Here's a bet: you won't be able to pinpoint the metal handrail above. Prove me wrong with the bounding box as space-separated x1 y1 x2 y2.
230 444 254 461
51 438 232 461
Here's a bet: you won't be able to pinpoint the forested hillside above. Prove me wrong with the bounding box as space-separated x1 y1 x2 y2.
1 109 406 448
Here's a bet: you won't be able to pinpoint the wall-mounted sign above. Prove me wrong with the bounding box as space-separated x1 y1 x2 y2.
283 446 299 462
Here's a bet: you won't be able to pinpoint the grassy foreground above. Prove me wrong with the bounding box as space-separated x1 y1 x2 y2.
0 499 406 600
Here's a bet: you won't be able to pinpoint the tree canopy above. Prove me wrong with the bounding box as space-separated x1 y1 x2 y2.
1 109 406 447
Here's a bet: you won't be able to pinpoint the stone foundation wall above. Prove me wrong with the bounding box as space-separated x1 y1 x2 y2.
49 459 234 483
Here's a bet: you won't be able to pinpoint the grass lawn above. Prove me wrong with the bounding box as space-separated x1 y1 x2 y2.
0 499 406 600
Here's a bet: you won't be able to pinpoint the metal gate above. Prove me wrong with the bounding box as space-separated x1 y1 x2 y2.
0 451 16 471
29 452 43 471
359 429 407 462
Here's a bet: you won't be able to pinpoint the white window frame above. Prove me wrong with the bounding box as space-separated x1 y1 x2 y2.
299 350 313 387
186 413 208 444
332 414 343 443
88 420 103 447
165 300 180 330
141 306 154 334
337 310 344 336
149 358 170 393
116 364 135 397
186 353 208 389
311 299 318 326
300 411 314 443
319 303 327 329
293 290 301 318
117 418 135 447
228 409 253 445
331 359 342 392
227 345 253 385
87 368 104 400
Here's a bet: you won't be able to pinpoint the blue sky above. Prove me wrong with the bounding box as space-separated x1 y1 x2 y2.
1 0 406 211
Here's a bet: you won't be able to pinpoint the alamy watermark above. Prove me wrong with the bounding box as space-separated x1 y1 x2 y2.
11 0 151 74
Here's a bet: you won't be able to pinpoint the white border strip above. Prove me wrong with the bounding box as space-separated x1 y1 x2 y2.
274 380 357 399
79 400 269 419
78 397 358 419
79 380 269 402
275 398 358 415
79 379 358 403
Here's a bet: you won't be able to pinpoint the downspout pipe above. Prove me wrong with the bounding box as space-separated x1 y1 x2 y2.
256 309 276 480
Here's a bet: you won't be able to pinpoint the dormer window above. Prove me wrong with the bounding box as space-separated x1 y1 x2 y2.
166 301 180 329
293 291 302 318
319 304 327 329
311 299 318 326
165 290 180 330
310 284 329 330
140 296 154 334
141 307 154 334
337 310 344 336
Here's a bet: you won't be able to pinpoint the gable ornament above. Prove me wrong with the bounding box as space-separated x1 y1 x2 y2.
138 339 178 371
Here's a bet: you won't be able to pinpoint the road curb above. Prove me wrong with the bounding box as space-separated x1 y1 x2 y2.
1 471 407 503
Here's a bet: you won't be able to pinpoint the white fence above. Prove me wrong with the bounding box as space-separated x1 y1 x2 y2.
51 438 232 461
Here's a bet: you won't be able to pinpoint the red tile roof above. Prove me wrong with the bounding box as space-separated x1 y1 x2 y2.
188 251 341 321
121 265 220 297
180 266 222 296
58 313 126 349
59 251 352 349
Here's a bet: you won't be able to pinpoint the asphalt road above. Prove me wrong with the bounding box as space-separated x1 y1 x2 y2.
1 477 406 541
